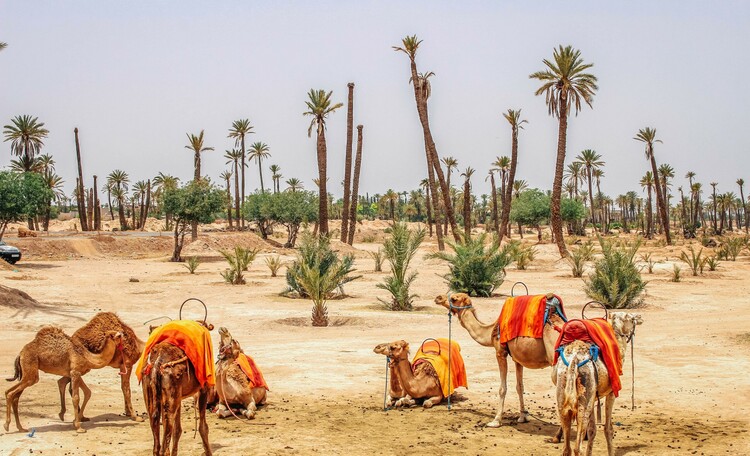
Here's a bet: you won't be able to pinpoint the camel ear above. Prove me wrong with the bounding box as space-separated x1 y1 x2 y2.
632 314 644 326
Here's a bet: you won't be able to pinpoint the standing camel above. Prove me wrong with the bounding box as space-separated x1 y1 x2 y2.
5 326 123 433
434 293 565 427
214 327 268 419
57 312 145 422
138 320 214 456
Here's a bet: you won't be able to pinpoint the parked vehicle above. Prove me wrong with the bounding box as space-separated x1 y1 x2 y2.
0 240 22 264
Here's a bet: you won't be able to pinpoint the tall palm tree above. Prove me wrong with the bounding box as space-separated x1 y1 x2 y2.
564 162 585 198
393 35 460 246
341 82 356 243
3 115 49 167
384 189 399 221
224 149 243 224
228 119 254 226
286 178 303 192
133 181 148 229
304 89 343 236
420 178 434 237
152 172 179 230
107 169 130 230
441 156 458 234
575 149 604 231
486 170 499 238
499 109 527 241
640 172 655 238
659 163 675 228
737 178 748 233
269 164 282 194
219 170 233 228
248 142 271 193
461 167 474 240
634 127 670 244
530 45 598 256
512 180 529 199
185 130 213 239
710 182 719 233
347 125 364 245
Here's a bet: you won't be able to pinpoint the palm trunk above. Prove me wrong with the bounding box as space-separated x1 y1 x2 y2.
741 185 748 234
316 124 329 235
646 186 653 239
241 135 246 229
551 100 569 256
500 126 519 241
463 177 471 240
226 178 233 228
93 176 101 230
490 172 499 239
649 153 670 243
587 168 596 233
425 146 444 249
107 188 114 222
444 170 451 235
74 128 89 231
341 83 355 243
233 160 241 228
258 157 265 194
346 125 364 245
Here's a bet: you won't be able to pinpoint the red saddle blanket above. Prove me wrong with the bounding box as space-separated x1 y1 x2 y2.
236 353 269 390
496 294 566 344
554 318 623 397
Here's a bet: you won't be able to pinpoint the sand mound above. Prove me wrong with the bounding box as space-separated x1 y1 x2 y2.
0 284 40 309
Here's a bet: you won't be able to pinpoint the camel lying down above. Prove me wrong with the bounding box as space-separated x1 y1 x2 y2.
214 327 268 419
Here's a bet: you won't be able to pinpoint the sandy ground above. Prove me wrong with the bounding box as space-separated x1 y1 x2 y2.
0 230 749 455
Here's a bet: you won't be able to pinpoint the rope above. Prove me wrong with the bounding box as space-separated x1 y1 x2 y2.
630 331 636 411
448 311 452 411
383 356 391 411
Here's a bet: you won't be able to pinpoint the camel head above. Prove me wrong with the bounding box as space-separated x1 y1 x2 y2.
609 312 643 341
434 293 473 314
217 327 241 361
104 330 124 345
374 340 410 361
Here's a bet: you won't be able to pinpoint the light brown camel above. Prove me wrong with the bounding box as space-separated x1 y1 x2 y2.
214 327 268 419
140 321 213 456
435 292 565 427
58 312 146 422
373 343 415 408
5 326 123 433
373 340 444 408
552 312 643 456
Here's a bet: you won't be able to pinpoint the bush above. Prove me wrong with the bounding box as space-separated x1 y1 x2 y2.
377 223 425 311
719 237 743 261
670 264 682 282
506 240 536 270
568 246 588 278
583 238 646 309
182 256 200 274
429 234 513 297
220 246 258 285
265 255 283 277
285 233 359 298
705 256 719 271
369 248 385 272
679 246 704 276
639 252 656 274
288 234 361 326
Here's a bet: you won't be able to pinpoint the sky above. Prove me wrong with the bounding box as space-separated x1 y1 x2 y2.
2 1 749 201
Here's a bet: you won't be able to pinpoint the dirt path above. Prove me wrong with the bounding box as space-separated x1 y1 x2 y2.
1 239 749 455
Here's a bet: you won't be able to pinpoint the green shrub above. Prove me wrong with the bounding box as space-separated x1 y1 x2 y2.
640 252 656 274
583 237 646 309
369 247 385 272
285 233 359 299
705 256 719 271
220 246 258 284
670 264 681 282
182 256 200 274
429 234 513 297
567 246 588 278
679 246 704 276
265 255 283 277
719 237 743 261
377 223 425 311
506 240 536 270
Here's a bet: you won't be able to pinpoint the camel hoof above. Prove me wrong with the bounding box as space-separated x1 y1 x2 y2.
517 414 529 424
81 417 91 422
423 401 434 409
58 412 65 421
76 427 87 434
132 415 145 423
545 437 561 444
485 420 502 428
3 423 9 432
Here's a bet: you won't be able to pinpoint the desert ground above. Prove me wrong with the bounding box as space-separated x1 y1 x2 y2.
1 222 749 455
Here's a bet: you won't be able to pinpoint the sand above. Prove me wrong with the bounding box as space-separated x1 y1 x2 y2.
0 228 749 455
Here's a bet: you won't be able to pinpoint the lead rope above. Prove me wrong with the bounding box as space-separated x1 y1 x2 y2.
447 310 452 411
630 330 636 411
383 356 391 411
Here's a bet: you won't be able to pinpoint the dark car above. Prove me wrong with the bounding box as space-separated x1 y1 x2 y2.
0 240 21 264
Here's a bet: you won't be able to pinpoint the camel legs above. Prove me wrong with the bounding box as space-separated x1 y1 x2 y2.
575 395 595 456
604 394 615 456
486 352 509 428
120 364 143 421
143 377 161 456
4 365 39 432
70 373 87 433
559 409 573 456
161 390 179 456
197 388 212 456
57 377 69 421
422 395 443 408
515 362 529 423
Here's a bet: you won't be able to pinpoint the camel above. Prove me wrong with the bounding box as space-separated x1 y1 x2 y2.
373 340 444 408
552 312 643 456
140 321 214 456
214 327 268 419
373 343 415 408
434 292 565 427
57 312 146 422
5 326 124 433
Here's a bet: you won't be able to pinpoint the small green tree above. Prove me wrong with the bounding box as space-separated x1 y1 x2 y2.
0 171 51 240
584 238 646 309
272 191 318 247
163 180 226 262
243 191 274 238
510 189 550 241
377 222 425 310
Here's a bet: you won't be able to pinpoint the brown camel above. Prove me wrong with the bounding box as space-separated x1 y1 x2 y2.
435 292 565 427
214 327 268 419
5 326 123 433
373 340 444 408
140 321 213 456
373 343 414 408
58 312 146 422
552 312 643 456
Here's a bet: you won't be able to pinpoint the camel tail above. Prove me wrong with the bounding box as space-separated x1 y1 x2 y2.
6 356 21 382
562 355 580 412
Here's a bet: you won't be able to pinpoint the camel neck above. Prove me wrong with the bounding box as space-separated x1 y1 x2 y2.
455 308 495 347
81 339 119 369
393 357 427 397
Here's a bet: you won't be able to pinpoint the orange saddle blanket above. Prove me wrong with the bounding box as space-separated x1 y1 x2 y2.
136 320 216 387
554 318 623 397
411 338 468 398
496 294 566 345
236 353 269 390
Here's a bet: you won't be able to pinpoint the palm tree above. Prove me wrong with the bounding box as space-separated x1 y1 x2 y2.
228 119 254 226
342 82 355 243
3 115 49 167
564 162 585 198
153 172 179 230
269 164 282 194
304 89 343 236
575 149 604 231
441 156 458 234
384 189 399 221
224 149 243 225
248 142 271 193
634 128 670 244
486 170 499 238
0 42 7 52
499 109 527 241
393 35 460 246
220 170 233 229
513 180 529 198
659 163 675 228
738 178 748 233
286 178 303 192
420 178 434 237
41 170 64 231
530 45 598 256
710 182 719 233
640 172 655 238
185 130 213 240
461 167 474 240
347 125 364 245
107 170 130 230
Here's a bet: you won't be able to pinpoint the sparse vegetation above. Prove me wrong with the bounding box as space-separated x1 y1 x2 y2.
369 248 385 272
705 256 719 271
718 237 743 261
584 238 646 309
640 252 657 274
670 264 681 282
377 222 425 311
220 246 258 285
679 246 705 276
265 255 283 277
182 256 200 274
286 233 359 299
506 240 536 270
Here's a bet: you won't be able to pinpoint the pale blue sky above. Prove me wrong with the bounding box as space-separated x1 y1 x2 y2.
2 1 749 200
